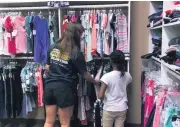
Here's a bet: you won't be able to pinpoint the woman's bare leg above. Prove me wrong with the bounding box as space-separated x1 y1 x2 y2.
58 105 74 127
44 105 57 127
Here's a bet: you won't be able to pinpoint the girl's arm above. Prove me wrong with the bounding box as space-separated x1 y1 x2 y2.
45 64 50 72
98 82 107 100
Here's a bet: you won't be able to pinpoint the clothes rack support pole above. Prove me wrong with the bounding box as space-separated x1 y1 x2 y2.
58 8 61 38
128 2 131 53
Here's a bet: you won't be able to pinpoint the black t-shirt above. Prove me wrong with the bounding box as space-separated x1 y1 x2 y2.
45 44 87 88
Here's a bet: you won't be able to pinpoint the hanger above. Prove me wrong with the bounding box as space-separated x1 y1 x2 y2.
39 11 43 18
49 11 52 16
19 11 22 16
120 9 123 15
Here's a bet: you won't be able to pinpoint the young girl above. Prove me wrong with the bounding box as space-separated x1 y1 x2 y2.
98 50 132 127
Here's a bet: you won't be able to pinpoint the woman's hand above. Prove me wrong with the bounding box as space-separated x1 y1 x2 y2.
95 80 100 85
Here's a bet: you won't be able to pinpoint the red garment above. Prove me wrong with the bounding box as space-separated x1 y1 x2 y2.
61 16 68 33
165 10 174 15
176 59 180 63
71 15 77 22
36 68 44 107
143 80 155 127
174 1 180 5
4 16 16 54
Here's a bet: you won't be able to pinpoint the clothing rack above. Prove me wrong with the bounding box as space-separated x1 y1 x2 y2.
0 4 129 11
0 57 33 59
61 4 129 9
0 6 59 11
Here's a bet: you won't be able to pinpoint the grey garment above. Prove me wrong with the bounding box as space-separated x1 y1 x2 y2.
2 73 7 118
52 14 59 41
83 80 91 96
77 75 84 97
9 73 13 118
25 16 33 53
0 75 4 119
106 13 113 33
164 94 180 110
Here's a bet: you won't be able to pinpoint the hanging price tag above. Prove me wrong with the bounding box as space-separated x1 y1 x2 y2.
6 33 11 37
26 75 29 79
30 72 33 76
26 79 30 85
149 89 153 96
51 33 54 38
33 30 36 35
96 24 99 30
22 83 25 88
12 30 17 36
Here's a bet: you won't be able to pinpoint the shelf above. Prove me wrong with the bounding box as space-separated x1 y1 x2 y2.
163 21 180 27
162 61 180 74
151 56 180 76
93 56 130 61
150 25 162 30
152 56 161 63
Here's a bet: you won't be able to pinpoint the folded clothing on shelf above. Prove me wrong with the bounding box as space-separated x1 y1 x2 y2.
166 46 178 54
168 37 180 46
175 59 180 67
164 10 180 24
161 55 177 64
147 11 163 28
152 38 162 47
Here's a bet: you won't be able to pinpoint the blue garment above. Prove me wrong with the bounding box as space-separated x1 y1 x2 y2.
33 16 50 63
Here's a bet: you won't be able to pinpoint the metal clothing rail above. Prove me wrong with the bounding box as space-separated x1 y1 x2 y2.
0 3 129 11
0 57 34 59
0 6 59 11
61 4 129 9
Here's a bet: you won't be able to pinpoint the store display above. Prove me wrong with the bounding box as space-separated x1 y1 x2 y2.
142 1 180 127
0 60 46 119
0 11 59 63
0 2 131 127
62 9 128 62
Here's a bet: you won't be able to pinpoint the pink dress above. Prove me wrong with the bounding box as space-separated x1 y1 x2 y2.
14 16 27 53
91 11 97 56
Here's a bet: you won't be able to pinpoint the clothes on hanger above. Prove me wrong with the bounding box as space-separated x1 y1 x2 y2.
0 61 46 119
141 65 180 127
61 9 129 62
0 12 59 63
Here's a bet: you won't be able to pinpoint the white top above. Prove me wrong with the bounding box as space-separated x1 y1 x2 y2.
100 71 132 112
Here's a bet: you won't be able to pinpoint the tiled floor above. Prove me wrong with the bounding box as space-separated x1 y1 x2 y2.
0 119 140 127
0 119 93 127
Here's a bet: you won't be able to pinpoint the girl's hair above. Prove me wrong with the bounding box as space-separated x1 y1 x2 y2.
110 50 126 77
57 23 84 58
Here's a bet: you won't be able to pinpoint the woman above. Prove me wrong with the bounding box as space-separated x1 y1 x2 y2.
43 23 99 127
